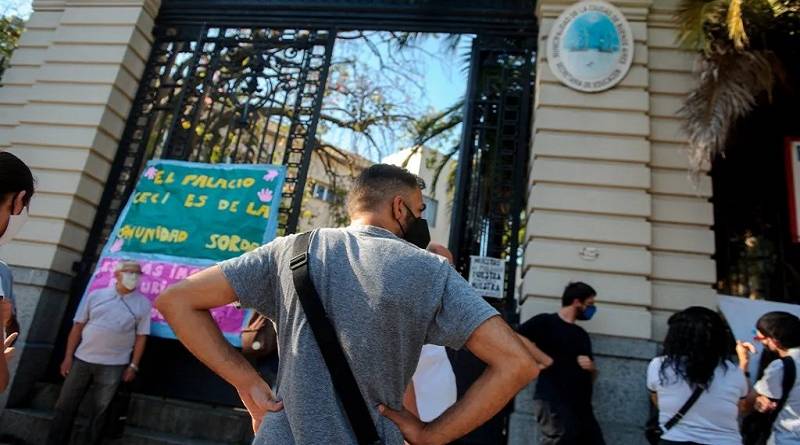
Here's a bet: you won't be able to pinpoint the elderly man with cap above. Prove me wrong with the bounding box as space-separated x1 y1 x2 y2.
46 260 151 445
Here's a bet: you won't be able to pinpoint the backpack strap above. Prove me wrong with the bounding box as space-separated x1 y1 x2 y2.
664 386 704 430
290 231 380 445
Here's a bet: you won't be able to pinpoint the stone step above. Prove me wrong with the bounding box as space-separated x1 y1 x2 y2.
125 394 251 444
111 426 238 445
0 407 52 445
22 383 252 444
28 382 61 411
0 408 249 445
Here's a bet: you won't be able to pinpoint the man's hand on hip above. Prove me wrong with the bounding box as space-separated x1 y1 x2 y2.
236 377 284 433
379 404 435 445
156 266 281 432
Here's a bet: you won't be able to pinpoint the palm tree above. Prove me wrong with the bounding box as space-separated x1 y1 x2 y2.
677 0 800 168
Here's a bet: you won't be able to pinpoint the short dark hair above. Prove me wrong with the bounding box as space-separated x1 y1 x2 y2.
0 151 34 206
757 311 800 349
346 164 425 214
561 282 596 307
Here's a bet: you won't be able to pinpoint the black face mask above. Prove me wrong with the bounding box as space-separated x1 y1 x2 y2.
397 202 431 249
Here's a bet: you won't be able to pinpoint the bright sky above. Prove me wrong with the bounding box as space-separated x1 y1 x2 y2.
0 0 32 19
0 2 470 161
321 32 472 160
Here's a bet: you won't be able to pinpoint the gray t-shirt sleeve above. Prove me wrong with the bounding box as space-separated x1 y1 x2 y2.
218 239 282 318
425 263 499 350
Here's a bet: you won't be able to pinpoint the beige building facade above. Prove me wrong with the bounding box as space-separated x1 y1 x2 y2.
511 0 713 442
0 0 711 443
0 0 159 416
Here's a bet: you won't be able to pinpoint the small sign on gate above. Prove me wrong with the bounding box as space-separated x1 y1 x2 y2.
468 256 507 299
786 137 800 243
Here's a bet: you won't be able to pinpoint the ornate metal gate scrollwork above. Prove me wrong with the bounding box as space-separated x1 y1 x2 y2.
451 35 536 319
75 25 334 283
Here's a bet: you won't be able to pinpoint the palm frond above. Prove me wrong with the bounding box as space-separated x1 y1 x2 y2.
726 0 749 49
681 48 776 169
675 0 726 50
431 145 459 192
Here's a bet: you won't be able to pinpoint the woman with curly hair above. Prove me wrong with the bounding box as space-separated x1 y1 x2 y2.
738 311 800 444
647 306 748 445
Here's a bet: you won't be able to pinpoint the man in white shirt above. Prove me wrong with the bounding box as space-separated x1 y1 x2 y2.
46 261 151 445
403 243 458 421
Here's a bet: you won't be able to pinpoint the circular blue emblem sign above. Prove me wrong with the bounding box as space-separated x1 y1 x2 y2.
547 1 634 93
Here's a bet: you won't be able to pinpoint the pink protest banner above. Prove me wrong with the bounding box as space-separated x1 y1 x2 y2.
86 257 247 345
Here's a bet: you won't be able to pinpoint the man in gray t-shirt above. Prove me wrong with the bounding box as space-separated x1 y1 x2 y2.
157 164 539 444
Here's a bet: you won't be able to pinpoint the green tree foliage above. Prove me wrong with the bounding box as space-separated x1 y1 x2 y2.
677 0 800 168
0 14 24 81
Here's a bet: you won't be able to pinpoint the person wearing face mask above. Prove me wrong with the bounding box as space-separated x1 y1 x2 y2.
46 261 151 445
518 281 606 445
738 312 800 444
155 163 542 445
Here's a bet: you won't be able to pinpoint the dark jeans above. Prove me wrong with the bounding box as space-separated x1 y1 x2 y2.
533 399 606 445
46 358 125 445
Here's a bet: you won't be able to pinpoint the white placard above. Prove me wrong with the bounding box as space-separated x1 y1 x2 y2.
469 256 506 299
785 138 800 242
718 295 800 375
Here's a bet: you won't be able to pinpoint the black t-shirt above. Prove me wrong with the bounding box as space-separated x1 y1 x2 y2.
518 313 594 408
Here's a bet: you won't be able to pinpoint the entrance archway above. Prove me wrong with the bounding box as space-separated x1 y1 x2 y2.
46 2 537 444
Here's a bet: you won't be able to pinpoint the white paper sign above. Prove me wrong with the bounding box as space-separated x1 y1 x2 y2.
469 256 506 299
717 295 800 375
785 138 800 242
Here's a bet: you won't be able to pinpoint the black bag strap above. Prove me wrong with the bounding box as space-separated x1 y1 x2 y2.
769 356 797 426
290 231 380 445
664 386 704 430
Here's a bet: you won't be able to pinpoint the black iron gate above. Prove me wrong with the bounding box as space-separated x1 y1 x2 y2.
54 23 336 405
74 25 334 284
51 0 537 437
448 34 536 445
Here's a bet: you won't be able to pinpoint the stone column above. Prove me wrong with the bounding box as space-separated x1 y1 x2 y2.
0 0 160 409
647 0 716 341
511 0 715 443
511 0 655 443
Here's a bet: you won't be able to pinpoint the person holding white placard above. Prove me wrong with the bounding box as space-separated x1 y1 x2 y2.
738 312 800 444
